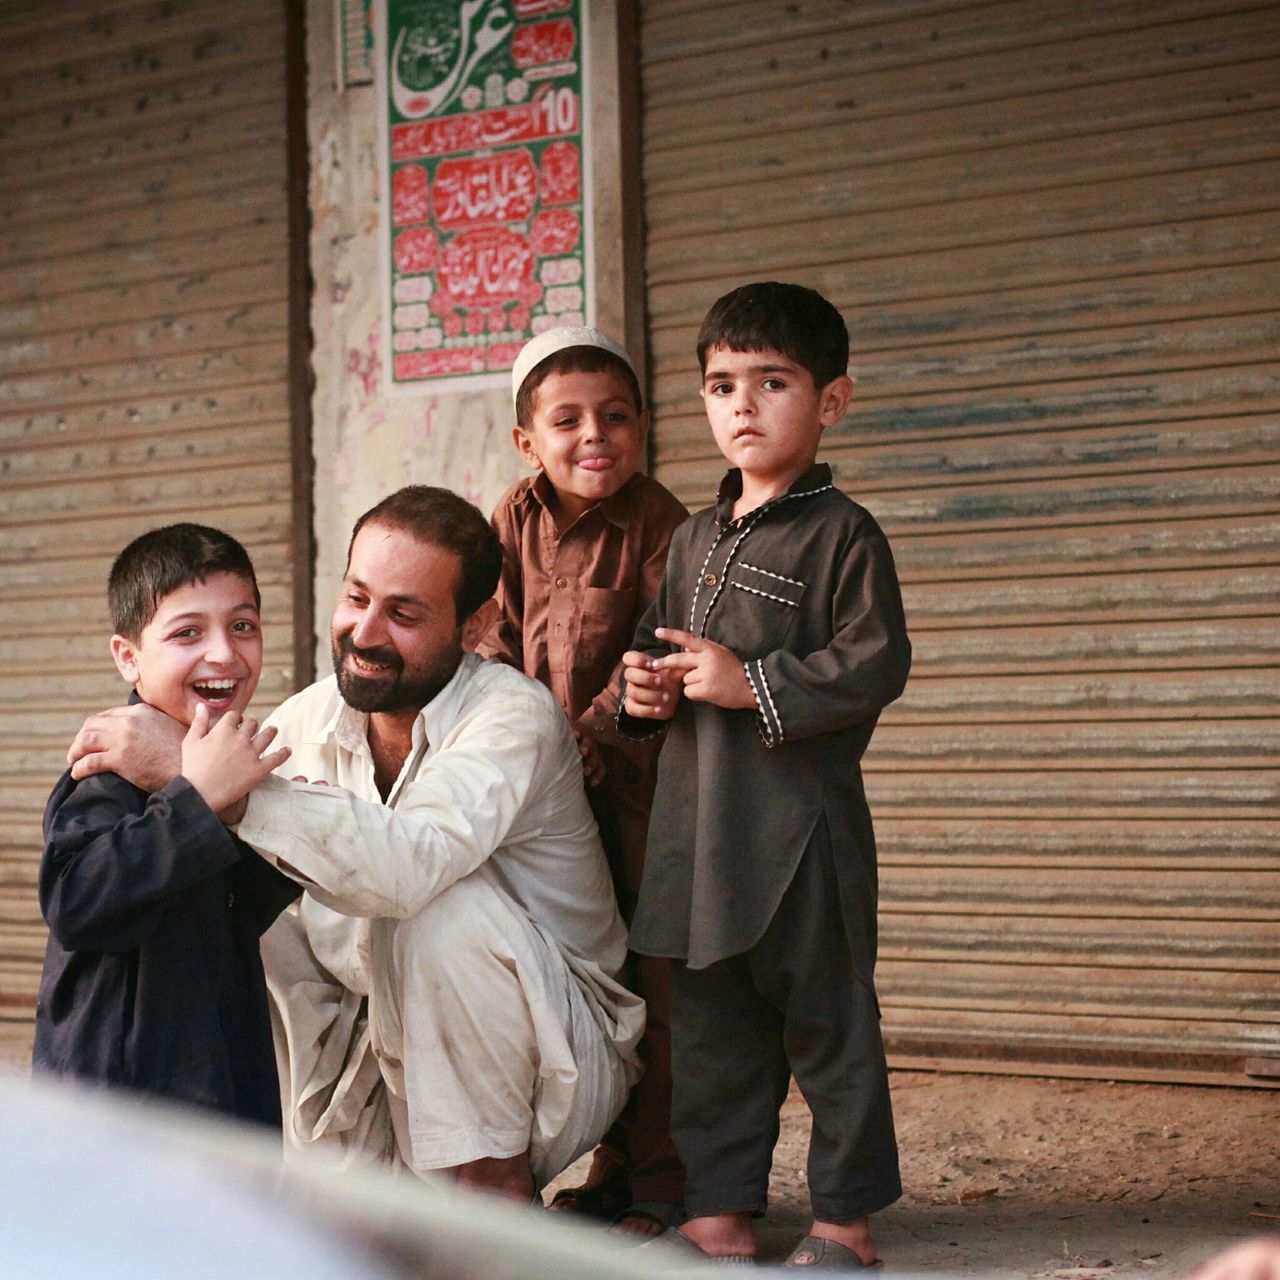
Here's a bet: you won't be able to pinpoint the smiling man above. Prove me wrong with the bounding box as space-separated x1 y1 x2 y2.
66 487 644 1201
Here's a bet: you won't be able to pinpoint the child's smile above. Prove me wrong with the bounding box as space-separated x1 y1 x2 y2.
110 572 263 727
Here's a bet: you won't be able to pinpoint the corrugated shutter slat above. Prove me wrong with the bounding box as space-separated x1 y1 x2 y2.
0 0 298 1062
640 0 1280 1085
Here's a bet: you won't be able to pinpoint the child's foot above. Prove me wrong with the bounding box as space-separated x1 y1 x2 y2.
788 1217 878 1268
609 1199 685 1239
679 1211 759 1262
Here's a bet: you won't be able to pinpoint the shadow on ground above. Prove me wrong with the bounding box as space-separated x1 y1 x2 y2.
549 1070 1279 1276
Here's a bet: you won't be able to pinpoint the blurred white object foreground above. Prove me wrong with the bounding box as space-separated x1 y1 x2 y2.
0 1069 707 1279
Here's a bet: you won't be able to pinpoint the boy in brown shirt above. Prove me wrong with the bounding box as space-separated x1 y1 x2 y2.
479 326 688 1232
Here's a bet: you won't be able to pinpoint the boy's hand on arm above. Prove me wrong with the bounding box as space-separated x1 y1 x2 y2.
67 703 186 788
180 705 291 821
573 724 607 788
653 627 755 710
621 649 683 720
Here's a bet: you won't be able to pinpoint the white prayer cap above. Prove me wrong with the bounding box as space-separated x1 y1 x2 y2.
511 325 635 411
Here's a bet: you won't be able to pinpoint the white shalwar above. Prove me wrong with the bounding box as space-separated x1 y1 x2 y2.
236 654 645 1187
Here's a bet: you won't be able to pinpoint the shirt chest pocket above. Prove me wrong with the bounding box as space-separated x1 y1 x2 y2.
578 584 637 658
722 561 806 654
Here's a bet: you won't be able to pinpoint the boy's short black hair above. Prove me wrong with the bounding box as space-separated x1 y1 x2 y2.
696 281 851 388
109 523 260 641
514 346 644 427
348 485 501 623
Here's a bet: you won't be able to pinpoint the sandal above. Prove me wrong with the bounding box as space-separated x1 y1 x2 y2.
640 1228 755 1265
785 1235 880 1270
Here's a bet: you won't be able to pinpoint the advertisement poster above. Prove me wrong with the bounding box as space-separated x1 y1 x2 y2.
377 0 591 392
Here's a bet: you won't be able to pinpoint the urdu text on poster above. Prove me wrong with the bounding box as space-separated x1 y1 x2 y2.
378 0 591 392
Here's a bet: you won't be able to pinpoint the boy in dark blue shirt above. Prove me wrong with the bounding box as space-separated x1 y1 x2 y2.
33 523 297 1124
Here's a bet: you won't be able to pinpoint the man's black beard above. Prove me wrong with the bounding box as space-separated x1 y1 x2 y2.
332 632 461 713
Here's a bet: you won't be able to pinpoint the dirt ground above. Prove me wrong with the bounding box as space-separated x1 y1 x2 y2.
548 1070 1280 1275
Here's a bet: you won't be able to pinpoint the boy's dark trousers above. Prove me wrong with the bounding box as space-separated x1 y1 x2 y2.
589 751 684 1207
668 831 902 1223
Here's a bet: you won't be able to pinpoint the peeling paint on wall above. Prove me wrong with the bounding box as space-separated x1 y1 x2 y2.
305 0 526 670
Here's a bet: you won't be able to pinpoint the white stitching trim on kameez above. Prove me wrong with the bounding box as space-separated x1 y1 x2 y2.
730 580 800 608
694 481 832 635
737 562 805 588
746 658 784 746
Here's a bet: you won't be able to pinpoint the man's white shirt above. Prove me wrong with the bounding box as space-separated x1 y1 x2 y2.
236 653 644 1180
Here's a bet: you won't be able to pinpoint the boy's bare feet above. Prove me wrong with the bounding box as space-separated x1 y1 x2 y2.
610 1212 663 1238
680 1211 759 1261
608 1200 685 1239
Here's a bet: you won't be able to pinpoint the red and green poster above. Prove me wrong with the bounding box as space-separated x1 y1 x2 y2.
377 0 590 391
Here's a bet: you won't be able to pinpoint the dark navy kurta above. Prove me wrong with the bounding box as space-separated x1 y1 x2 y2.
619 464 911 972
33 753 299 1126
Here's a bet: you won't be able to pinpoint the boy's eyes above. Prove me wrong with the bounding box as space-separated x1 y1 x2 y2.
167 620 258 640
707 378 788 396
548 407 634 427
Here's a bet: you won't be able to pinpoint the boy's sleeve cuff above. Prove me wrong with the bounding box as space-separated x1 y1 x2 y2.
614 673 669 742
744 659 783 748
615 707 667 743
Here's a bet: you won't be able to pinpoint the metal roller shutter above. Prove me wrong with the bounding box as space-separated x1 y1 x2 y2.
0 0 306 1064
639 0 1279 1085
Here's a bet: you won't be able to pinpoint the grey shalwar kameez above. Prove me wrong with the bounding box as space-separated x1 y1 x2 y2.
618 463 911 1222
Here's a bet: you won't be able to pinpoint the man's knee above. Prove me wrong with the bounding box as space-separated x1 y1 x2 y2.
390 874 532 1007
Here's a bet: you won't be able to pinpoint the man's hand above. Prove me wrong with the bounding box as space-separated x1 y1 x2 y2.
621 649 683 721
68 703 186 789
181 705 292 819
573 725 607 788
653 627 756 710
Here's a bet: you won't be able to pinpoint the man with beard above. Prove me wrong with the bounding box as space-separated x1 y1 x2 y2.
65 486 645 1200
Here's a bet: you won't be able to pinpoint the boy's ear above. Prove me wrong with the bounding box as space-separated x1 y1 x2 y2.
637 408 651 442
460 597 501 651
110 634 140 686
818 374 854 427
512 423 542 471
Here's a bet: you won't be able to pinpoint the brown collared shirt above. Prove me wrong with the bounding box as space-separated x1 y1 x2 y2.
480 470 689 758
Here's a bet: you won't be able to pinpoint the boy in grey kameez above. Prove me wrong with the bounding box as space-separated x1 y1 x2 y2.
620 282 911 1269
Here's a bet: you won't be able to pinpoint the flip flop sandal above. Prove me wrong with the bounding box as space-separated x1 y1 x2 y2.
785 1235 880 1270
546 1181 632 1220
639 1228 755 1265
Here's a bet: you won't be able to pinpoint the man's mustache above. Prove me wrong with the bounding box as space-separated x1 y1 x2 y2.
337 633 403 674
